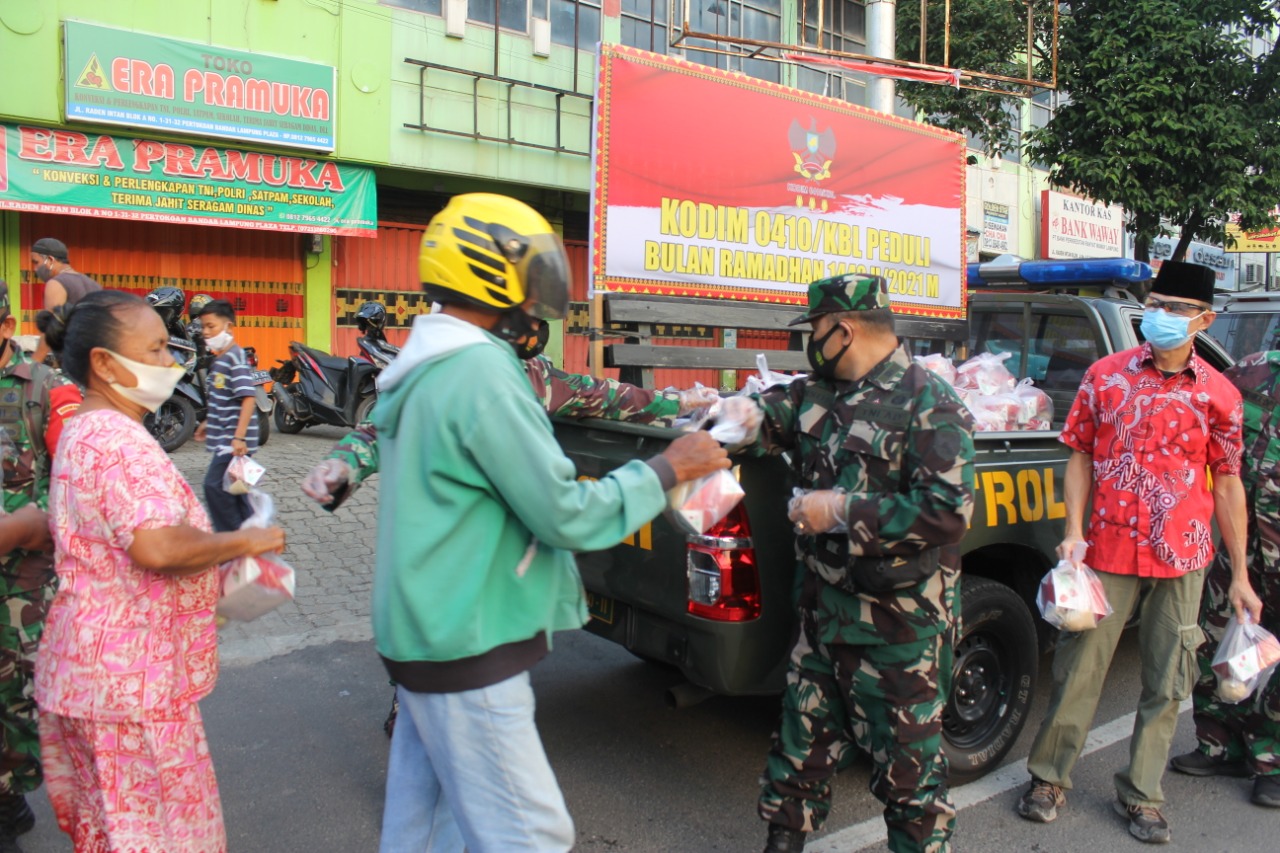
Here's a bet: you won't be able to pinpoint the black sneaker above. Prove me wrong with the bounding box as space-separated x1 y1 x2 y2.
0 796 33 838
0 832 23 853
1016 778 1066 823
1113 800 1171 844
762 823 807 853
1169 749 1250 778
1252 775 1280 808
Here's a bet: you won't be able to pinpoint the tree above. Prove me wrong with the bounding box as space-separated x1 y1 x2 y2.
1025 1 1280 262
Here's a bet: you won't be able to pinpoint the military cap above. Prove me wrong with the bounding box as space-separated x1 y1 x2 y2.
1152 260 1215 305
788 274 891 326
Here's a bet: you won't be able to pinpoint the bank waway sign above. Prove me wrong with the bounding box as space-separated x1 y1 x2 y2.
0 124 376 237
64 21 335 151
590 45 967 318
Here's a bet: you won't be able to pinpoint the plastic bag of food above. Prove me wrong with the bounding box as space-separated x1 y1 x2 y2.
665 468 745 535
1012 378 1054 430
742 353 807 397
963 391 1021 432
217 491 296 621
913 353 957 386
1036 546 1113 631
222 455 266 496
955 351 1017 396
1211 613 1280 703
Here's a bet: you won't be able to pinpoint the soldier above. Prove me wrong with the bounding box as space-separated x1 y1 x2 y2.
717 274 975 853
0 282 81 850
1169 350 1280 808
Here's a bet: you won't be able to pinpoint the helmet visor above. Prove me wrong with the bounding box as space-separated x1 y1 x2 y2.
514 233 570 320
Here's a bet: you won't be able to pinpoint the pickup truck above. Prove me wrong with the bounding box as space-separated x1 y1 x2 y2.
557 261 1236 784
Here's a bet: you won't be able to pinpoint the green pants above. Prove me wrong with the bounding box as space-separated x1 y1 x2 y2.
1027 568 1204 807
759 619 955 853
0 582 53 796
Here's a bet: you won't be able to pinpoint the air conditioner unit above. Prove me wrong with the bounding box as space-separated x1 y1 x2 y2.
532 18 551 56
1244 263 1264 284
445 0 466 38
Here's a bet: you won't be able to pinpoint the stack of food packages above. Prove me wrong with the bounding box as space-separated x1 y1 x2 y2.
914 351 1053 431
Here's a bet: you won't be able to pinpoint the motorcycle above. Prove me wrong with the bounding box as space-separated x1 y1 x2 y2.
143 288 273 452
270 341 380 433
355 331 401 370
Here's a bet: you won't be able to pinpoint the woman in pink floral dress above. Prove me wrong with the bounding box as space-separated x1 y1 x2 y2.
34 292 285 853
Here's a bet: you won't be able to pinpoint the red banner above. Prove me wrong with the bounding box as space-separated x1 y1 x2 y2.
590 45 967 319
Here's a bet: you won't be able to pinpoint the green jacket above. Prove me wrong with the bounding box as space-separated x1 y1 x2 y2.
371 314 667 665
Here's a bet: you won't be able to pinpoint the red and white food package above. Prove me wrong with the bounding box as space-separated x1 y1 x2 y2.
955 351 1017 396
1211 613 1280 703
222 455 266 496
963 391 1021 432
665 468 745 535
1012 379 1054 430
217 490 296 621
1036 546 1113 631
913 353 957 386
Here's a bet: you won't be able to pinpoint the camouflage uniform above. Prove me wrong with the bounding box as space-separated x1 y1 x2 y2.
751 276 975 853
0 330 81 798
327 354 682 502
1190 351 1280 776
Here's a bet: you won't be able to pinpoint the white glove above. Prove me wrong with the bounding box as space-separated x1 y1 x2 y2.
712 395 763 446
301 459 352 504
787 489 849 535
677 386 721 415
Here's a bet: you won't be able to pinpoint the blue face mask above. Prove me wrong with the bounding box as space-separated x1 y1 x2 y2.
1140 308 1202 350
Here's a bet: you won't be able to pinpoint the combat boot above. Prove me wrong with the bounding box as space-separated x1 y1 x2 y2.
763 822 807 853
0 795 32 838
0 831 21 853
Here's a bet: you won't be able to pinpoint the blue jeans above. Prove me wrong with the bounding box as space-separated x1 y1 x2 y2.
379 675 574 853
202 451 251 533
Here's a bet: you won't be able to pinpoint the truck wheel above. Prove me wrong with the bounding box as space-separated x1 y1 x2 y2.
942 576 1037 785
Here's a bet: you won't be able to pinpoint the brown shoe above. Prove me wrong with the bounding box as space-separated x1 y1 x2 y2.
1113 800 1171 844
1016 778 1066 823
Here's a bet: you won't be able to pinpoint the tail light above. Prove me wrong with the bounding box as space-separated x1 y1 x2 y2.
686 503 761 621
244 346 258 368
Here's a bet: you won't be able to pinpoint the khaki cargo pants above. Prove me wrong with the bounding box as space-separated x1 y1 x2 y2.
1026 568 1204 807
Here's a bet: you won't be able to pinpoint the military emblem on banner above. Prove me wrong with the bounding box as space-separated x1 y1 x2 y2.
788 118 836 212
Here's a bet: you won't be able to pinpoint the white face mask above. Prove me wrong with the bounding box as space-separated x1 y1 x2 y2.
204 329 233 352
105 350 185 413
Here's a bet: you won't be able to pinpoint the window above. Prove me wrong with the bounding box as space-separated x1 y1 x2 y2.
794 0 866 103
382 0 443 14
1204 311 1280 362
547 0 602 48
621 0 668 53
469 0 529 32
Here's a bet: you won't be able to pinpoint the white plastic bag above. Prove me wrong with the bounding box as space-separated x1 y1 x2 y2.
665 468 745 535
1036 545 1113 631
222 455 266 495
1211 613 1280 703
955 351 1017 396
1012 378 1054 430
913 353 957 386
217 491 296 621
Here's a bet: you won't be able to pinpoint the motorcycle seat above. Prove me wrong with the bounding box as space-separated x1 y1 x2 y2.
294 344 351 374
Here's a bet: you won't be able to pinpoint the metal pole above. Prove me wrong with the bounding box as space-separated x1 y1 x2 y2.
865 0 897 114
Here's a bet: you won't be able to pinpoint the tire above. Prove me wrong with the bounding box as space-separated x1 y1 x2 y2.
942 576 1038 785
274 400 306 434
145 395 198 453
354 391 377 426
256 407 271 448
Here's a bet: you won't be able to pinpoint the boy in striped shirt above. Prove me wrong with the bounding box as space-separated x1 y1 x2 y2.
193 299 259 531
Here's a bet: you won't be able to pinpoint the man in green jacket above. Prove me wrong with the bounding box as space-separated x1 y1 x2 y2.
371 193 728 853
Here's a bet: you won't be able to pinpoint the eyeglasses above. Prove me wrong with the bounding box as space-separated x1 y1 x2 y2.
1144 296 1208 317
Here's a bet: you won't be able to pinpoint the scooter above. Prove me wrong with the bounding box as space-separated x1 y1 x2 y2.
270 341 379 433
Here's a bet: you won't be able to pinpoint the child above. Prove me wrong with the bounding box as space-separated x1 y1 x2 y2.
193 299 259 531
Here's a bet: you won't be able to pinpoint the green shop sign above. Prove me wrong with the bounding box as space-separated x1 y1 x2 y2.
0 124 376 237
64 20 336 151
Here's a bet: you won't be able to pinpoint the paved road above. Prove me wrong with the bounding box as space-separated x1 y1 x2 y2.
13 428 1280 851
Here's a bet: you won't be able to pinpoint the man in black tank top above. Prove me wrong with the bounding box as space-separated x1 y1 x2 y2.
30 238 102 363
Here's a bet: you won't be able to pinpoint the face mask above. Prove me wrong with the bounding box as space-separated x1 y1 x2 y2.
34 261 52 283
105 350 185 413
1140 308 1202 351
204 329 233 352
806 321 851 380
513 323 549 360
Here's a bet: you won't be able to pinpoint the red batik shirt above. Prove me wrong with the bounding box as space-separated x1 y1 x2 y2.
1060 343 1243 578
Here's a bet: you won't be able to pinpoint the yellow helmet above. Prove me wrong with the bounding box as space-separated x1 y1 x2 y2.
419 193 569 320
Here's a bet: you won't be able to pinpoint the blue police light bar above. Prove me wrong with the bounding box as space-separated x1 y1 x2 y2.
968 256 1153 288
